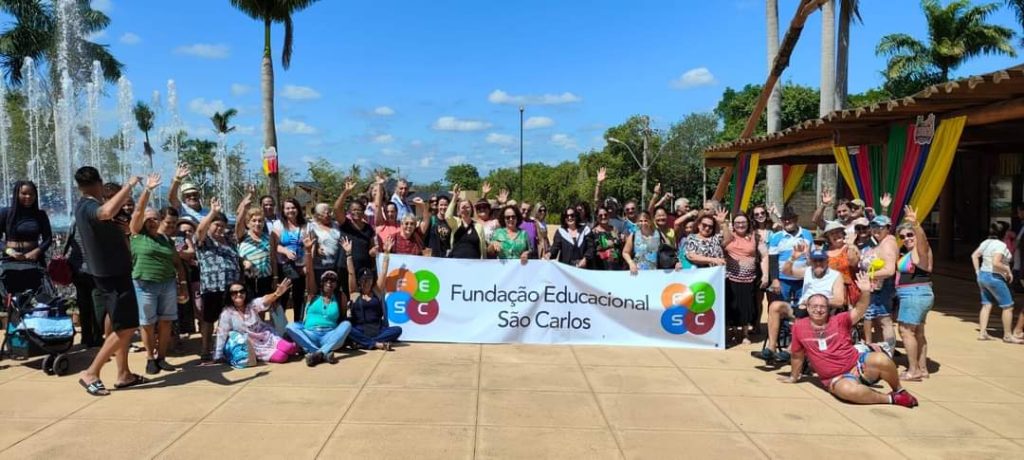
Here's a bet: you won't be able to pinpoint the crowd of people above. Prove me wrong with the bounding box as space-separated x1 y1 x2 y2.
0 164 1020 406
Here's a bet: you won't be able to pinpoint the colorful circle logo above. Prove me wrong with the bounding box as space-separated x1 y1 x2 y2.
386 268 441 325
658 282 716 335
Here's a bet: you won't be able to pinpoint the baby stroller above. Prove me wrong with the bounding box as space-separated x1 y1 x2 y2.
0 270 75 376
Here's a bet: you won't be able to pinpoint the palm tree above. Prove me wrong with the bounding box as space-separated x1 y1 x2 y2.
835 0 862 109
210 108 238 209
0 0 122 86
765 0 784 209
1007 0 1024 45
133 101 155 170
228 0 320 205
877 0 1017 85
818 0 837 211
210 108 238 135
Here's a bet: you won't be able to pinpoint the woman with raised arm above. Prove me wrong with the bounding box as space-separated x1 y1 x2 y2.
334 179 378 290
273 197 307 322
214 278 298 366
285 233 352 366
895 206 936 379
196 197 241 365
343 236 402 350
235 189 279 299
973 221 1024 343
444 184 486 259
721 211 768 344
392 198 430 256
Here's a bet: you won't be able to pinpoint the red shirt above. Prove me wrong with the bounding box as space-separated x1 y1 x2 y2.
790 312 858 386
393 230 424 256
375 223 401 248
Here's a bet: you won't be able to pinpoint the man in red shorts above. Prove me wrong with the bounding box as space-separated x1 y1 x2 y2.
779 271 918 408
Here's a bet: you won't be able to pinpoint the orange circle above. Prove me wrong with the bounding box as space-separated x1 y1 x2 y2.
661 283 693 309
385 268 417 294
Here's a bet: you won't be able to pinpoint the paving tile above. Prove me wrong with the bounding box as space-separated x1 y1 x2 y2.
906 376 1024 403
247 352 379 388
477 426 621 459
479 390 606 428
584 365 701 395
597 394 734 432
978 376 1024 397
618 430 765 459
829 401 1000 438
205 386 356 423
748 434 902 459
0 420 190 460
714 396 868 435
882 436 1024 460
69 385 236 422
684 368 815 399
344 388 477 425
0 418 53 452
481 363 589 392
322 424 474 460
0 364 33 384
159 422 334 459
367 360 478 389
482 344 578 365
0 380 96 419
380 342 480 363
573 345 674 367
936 402 1024 438
660 347 760 370
936 353 1024 378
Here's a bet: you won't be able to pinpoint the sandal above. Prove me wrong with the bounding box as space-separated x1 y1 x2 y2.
977 334 993 341
1002 336 1024 344
899 371 923 382
114 373 149 389
79 378 110 396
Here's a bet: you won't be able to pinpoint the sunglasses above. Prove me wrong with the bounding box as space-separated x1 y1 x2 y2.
699 223 713 229
504 215 517 220
229 290 246 296
597 213 608 218
899 233 915 238
537 208 546 212
184 193 199 199
624 207 636 212
753 212 766 217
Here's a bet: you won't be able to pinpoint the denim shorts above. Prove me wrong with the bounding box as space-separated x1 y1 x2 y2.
977 271 1014 308
866 279 895 320
896 284 934 325
779 278 803 304
134 279 178 326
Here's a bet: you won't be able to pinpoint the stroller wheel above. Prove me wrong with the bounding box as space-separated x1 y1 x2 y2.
52 354 69 376
42 354 55 375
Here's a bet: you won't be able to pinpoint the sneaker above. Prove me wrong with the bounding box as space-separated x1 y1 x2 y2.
145 359 160 375
890 389 919 408
325 352 337 364
305 351 323 367
774 350 791 362
759 348 774 361
156 358 176 372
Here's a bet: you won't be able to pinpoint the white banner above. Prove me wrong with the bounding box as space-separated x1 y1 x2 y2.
379 255 725 349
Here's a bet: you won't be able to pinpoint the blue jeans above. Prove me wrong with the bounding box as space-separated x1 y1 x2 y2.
977 271 1014 308
134 278 178 326
866 278 895 320
286 321 352 355
348 325 402 349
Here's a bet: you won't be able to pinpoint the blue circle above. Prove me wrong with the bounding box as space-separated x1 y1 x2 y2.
386 292 412 324
660 307 689 335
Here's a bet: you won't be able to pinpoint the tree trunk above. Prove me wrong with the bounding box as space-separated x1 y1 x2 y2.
765 0 784 210
817 0 837 216
835 0 852 110
262 20 280 205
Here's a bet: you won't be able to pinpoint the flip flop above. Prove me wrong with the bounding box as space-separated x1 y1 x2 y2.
114 373 149 389
79 378 110 396
899 372 923 382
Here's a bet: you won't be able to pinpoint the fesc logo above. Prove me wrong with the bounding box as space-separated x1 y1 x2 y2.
659 282 716 335
384 267 441 325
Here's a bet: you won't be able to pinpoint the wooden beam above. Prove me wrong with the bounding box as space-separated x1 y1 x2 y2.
959 97 1024 127
832 126 890 146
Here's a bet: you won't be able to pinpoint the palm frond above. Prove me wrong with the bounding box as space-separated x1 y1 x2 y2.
281 13 293 69
79 40 123 82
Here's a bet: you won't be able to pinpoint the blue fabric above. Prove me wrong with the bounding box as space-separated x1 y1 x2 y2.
348 325 402 349
866 278 895 319
286 321 352 355
22 316 74 339
896 284 934 325
767 228 814 281
224 331 251 369
779 279 803 304
977 271 1014 308
134 278 178 325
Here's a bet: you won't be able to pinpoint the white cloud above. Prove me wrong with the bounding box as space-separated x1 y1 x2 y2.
188 97 226 117
488 90 582 105
420 156 434 167
372 134 394 144
281 85 321 101
486 133 514 145
235 125 256 135
380 148 401 156
373 106 395 116
432 116 491 132
445 155 468 165
86 30 107 41
230 83 251 96
175 43 230 59
91 0 113 12
279 118 317 135
670 67 717 89
551 133 578 150
119 32 141 45
524 116 554 130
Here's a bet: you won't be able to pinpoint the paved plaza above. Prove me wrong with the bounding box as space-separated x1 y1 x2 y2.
1 275 1023 459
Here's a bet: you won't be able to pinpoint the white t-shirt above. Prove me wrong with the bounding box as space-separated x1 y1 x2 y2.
977 239 1011 273
798 267 840 306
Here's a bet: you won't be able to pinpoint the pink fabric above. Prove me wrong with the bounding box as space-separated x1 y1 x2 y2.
269 339 298 363
791 312 859 387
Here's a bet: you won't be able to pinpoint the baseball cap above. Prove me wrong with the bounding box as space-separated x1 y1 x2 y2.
781 205 798 220
822 220 846 235
870 215 892 227
809 248 829 261
851 217 870 228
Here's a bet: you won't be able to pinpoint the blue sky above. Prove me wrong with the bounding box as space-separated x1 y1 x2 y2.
85 0 1022 183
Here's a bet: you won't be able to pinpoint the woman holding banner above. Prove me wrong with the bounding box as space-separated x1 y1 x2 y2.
547 207 592 268
591 206 624 270
489 205 531 265
622 211 660 275
342 237 402 350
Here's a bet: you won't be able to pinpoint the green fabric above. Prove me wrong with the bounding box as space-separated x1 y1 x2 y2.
130 233 177 282
490 228 530 259
869 144 886 211
883 126 907 212
304 296 341 329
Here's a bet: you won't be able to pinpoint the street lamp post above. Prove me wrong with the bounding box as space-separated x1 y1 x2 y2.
519 105 524 201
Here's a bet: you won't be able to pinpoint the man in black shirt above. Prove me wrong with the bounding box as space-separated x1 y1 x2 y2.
75 167 145 396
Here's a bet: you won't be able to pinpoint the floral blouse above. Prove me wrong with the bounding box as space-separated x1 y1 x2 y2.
685 234 724 267
198 236 240 294
631 231 661 270
213 297 285 362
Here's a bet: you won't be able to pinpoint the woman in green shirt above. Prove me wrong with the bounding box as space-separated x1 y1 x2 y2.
285 233 352 367
488 205 530 265
129 174 187 375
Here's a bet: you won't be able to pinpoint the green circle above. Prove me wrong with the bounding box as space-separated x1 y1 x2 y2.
413 270 440 302
688 281 716 313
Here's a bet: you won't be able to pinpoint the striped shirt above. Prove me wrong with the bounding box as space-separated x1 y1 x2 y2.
239 233 273 278
130 233 177 282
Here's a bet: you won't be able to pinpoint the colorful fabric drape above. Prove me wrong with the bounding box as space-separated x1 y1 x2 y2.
731 152 760 212
833 145 879 207
782 164 806 203
907 116 967 221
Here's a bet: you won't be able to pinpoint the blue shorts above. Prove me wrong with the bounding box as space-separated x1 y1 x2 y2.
134 279 178 326
977 271 1014 308
896 284 934 325
866 279 895 320
778 279 803 304
829 350 879 390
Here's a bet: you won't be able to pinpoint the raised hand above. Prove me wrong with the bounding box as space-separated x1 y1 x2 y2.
653 182 662 195
821 188 834 205
855 270 871 293
302 232 317 251
412 197 425 205
714 206 728 224
903 205 917 224
210 197 222 213
596 167 607 184
275 278 293 296
374 172 386 186
768 204 779 219
791 240 808 259
383 236 395 254
481 181 492 197
497 189 509 204
238 188 253 209
340 236 352 254
127 176 142 188
175 164 190 180
880 193 893 209
145 173 161 190
451 183 461 198
344 179 357 193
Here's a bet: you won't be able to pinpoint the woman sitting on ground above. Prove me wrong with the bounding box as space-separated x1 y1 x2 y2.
342 236 402 350
0 180 52 295
489 205 531 264
285 234 353 366
972 221 1024 343
214 278 298 365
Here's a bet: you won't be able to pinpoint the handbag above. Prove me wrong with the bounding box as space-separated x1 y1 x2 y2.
47 223 75 286
656 233 678 270
225 331 258 369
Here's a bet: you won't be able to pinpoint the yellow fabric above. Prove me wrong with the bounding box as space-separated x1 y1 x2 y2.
908 116 966 219
782 164 806 202
832 146 861 200
740 153 760 212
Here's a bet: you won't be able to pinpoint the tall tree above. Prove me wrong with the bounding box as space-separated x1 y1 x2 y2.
818 0 837 212
1007 0 1024 45
835 0 862 109
0 0 123 86
133 101 155 169
765 0 784 210
877 0 1017 85
228 0 321 207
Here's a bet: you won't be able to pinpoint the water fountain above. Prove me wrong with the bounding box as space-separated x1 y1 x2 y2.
117 76 135 181
21 58 43 197
166 80 182 166
86 61 101 169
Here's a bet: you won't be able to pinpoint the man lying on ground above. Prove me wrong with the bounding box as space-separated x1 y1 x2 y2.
779 271 919 408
